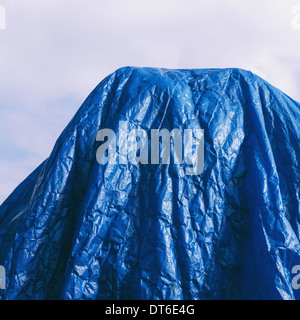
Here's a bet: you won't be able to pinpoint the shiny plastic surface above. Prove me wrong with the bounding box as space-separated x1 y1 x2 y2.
0 67 299 299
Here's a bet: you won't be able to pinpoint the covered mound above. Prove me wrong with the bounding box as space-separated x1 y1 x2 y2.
0 67 299 300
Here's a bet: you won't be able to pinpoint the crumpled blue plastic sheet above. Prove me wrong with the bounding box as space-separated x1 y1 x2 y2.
0 67 299 300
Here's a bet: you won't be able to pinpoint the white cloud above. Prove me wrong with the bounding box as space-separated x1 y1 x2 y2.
0 0 300 203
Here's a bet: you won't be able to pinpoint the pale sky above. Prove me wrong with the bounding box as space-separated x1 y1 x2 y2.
0 0 300 203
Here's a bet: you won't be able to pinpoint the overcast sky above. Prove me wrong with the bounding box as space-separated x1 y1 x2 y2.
0 0 299 203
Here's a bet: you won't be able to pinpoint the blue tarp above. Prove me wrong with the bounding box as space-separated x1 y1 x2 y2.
0 67 299 300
